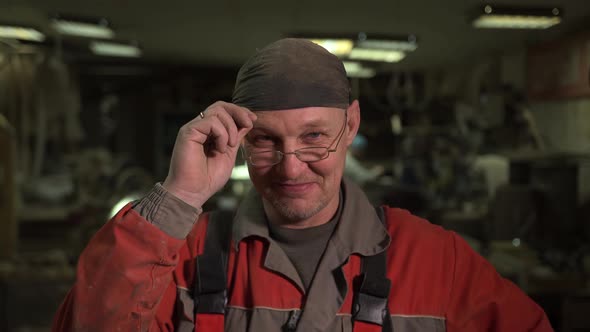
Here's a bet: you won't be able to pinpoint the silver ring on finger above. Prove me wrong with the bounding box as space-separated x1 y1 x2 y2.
199 110 206 119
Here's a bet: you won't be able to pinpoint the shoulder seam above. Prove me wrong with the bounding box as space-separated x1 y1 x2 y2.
226 305 301 312
390 314 446 320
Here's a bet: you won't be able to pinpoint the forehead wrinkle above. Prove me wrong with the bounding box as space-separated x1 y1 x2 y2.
252 121 329 132
249 128 313 143
252 118 332 137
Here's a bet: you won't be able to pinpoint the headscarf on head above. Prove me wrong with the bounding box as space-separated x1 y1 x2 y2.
232 38 350 111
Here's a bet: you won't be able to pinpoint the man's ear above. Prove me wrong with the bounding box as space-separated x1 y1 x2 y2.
345 100 360 147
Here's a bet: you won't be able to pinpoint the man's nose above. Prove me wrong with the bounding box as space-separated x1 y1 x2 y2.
275 151 306 179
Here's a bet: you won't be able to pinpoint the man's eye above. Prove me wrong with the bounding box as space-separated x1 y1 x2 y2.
305 132 322 139
254 135 273 142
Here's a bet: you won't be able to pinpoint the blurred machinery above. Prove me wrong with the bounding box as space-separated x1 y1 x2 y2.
0 114 17 259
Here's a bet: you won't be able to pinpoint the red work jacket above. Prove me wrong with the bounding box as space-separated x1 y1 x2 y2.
52 180 553 331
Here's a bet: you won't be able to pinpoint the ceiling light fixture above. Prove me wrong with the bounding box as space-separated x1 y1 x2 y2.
349 48 406 63
294 32 417 65
342 61 376 78
52 15 115 39
310 38 354 57
472 5 562 29
0 24 45 42
90 41 142 57
356 34 418 52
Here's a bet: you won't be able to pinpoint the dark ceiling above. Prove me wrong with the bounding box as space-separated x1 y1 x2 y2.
1 0 590 69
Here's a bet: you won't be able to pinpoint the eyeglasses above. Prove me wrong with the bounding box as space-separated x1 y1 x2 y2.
243 113 347 167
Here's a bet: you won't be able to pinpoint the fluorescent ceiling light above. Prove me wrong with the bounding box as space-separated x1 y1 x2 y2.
343 61 376 78
310 38 354 57
231 163 250 180
472 5 562 29
294 33 416 66
0 25 45 42
356 39 417 52
90 41 142 57
52 18 114 39
473 15 561 29
349 48 405 63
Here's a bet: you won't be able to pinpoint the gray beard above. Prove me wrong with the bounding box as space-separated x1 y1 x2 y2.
263 190 330 222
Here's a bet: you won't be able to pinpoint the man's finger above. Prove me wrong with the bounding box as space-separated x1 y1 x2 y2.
237 126 253 142
220 103 257 129
207 118 230 153
215 110 239 147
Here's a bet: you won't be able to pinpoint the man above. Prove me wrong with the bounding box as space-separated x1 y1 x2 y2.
52 38 552 331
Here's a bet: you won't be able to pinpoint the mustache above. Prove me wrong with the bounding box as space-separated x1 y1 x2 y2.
273 178 320 185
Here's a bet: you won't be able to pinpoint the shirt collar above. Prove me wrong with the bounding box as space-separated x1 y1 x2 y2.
231 178 391 256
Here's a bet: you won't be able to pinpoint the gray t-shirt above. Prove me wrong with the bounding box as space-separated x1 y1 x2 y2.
268 191 343 292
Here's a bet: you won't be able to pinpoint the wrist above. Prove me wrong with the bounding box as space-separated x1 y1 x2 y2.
161 181 207 209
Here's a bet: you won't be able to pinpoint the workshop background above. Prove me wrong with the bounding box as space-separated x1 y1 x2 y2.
1 0 590 331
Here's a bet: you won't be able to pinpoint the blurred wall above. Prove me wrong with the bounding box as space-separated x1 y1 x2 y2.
531 99 590 153
531 99 590 203
500 38 590 203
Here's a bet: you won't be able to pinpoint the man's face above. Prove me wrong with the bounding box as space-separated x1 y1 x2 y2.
244 102 360 226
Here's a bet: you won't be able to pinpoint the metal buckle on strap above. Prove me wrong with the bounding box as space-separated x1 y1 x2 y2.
195 289 227 314
352 273 391 326
282 310 301 332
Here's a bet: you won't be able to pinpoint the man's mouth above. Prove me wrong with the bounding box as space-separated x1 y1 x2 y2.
274 182 315 195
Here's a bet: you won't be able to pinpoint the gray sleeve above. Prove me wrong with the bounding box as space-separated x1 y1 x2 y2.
132 183 203 239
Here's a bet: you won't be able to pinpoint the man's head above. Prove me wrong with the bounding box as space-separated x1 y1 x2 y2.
232 38 350 111
233 38 360 227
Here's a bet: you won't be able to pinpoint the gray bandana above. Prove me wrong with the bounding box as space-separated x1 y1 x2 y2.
232 38 350 111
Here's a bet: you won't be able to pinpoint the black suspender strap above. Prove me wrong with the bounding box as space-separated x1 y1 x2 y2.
352 206 393 331
193 209 234 314
193 207 392 330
